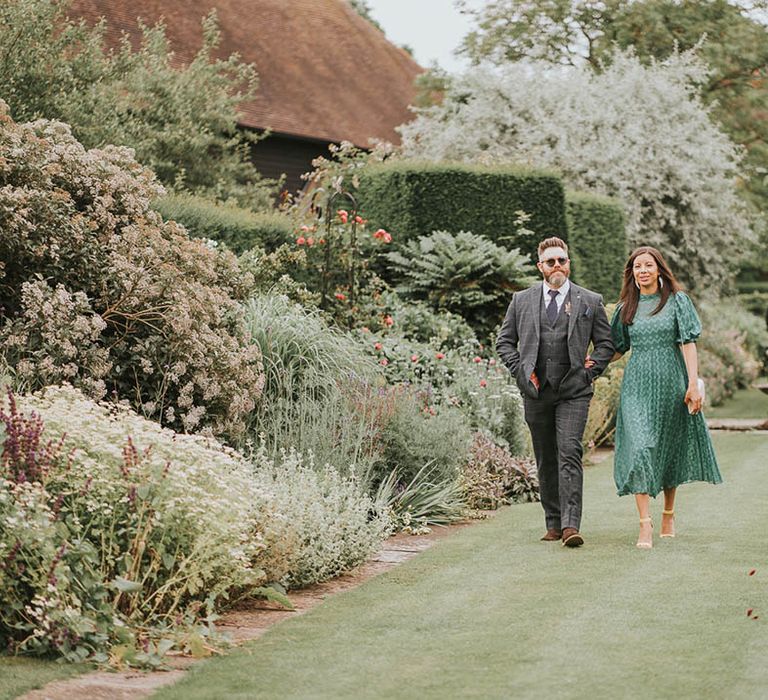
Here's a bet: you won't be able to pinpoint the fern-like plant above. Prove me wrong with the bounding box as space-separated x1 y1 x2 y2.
386 230 534 336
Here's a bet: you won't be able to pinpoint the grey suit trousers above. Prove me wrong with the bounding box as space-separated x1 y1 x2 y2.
523 385 590 531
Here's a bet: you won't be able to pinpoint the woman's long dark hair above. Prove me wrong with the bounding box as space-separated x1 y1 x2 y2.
619 246 682 324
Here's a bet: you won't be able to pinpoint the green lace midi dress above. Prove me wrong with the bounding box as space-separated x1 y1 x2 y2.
610 292 722 497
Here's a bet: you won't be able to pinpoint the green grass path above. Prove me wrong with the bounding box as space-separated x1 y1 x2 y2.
155 432 768 700
707 385 768 419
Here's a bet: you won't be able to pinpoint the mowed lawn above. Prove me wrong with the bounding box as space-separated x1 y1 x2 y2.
155 432 768 700
3 432 766 700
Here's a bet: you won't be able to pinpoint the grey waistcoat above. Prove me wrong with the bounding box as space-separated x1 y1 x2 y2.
536 292 571 388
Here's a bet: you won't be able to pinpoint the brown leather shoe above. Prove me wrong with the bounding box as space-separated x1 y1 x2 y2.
540 528 562 541
562 528 584 547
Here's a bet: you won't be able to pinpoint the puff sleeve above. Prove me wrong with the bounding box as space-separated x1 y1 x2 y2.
610 304 631 354
674 292 702 344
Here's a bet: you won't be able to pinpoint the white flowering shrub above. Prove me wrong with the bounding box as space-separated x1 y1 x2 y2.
0 103 263 438
399 49 752 292
251 449 392 589
0 385 269 660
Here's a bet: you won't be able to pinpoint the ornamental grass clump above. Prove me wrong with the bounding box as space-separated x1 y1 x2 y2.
0 385 270 663
0 104 264 439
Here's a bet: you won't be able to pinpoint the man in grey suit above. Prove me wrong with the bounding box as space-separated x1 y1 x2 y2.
496 237 614 547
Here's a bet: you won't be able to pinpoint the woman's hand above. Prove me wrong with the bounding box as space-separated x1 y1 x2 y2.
685 383 702 415
584 355 595 369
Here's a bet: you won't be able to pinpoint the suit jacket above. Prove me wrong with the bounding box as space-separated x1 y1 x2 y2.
495 282 614 400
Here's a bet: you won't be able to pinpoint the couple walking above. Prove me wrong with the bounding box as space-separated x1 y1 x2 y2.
496 237 722 549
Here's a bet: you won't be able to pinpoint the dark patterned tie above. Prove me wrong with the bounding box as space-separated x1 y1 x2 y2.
546 289 559 324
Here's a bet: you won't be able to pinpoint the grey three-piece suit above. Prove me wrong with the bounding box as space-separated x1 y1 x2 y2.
496 282 614 531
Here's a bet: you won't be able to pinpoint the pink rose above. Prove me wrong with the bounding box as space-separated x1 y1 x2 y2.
383 315 394 327
374 342 383 351
380 358 389 366
296 236 306 245
473 356 482 363
306 237 315 246
411 354 419 362
435 352 445 360
479 379 487 388
337 209 349 223
335 292 346 301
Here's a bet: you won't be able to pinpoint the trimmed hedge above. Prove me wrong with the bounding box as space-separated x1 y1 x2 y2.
565 191 626 301
152 193 294 253
356 161 567 255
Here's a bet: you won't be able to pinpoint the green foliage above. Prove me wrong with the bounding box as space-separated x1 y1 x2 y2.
374 462 468 529
371 390 473 490
0 0 275 208
566 191 627 301
356 161 568 251
460 432 538 510
0 106 263 439
386 230 535 336
153 194 295 253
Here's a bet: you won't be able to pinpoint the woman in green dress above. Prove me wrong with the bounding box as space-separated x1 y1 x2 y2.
609 247 722 549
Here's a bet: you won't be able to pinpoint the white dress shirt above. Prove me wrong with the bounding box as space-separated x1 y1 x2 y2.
542 278 571 314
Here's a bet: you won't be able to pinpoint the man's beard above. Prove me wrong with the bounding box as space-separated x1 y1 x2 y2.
545 270 568 288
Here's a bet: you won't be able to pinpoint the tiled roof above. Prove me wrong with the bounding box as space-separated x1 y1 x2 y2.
67 0 423 146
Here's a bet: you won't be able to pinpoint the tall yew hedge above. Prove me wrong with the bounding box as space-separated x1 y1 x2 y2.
356 162 568 255
566 191 626 301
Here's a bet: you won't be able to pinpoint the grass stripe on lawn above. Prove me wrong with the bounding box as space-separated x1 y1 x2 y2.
155 433 768 700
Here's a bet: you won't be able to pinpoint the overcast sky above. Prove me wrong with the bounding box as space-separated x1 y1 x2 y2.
364 0 480 73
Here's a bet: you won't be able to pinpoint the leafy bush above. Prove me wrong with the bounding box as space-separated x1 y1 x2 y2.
0 108 263 438
251 449 392 589
379 292 478 350
698 300 762 404
154 194 295 253
460 432 538 510
566 191 627 301
0 385 269 661
356 161 568 251
371 389 473 489
583 355 627 449
0 2 275 208
386 230 535 336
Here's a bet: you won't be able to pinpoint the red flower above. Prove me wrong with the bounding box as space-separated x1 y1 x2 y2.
319 238 326 244
337 209 349 224
473 356 482 364
373 228 388 240
296 236 306 245
435 352 445 360
480 379 488 388
383 315 394 327
355 215 365 224
411 354 419 362
382 232 392 243
380 358 389 366
335 292 346 301
306 237 315 246
374 342 383 351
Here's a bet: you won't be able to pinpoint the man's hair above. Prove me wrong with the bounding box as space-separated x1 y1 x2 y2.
537 237 568 259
